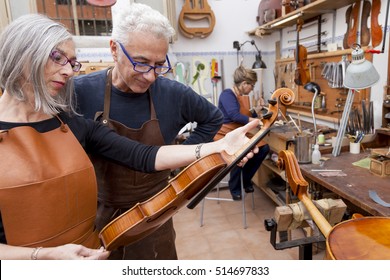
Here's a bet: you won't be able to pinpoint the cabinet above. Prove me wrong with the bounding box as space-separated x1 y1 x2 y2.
249 0 358 36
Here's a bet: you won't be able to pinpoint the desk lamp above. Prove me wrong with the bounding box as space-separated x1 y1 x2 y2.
304 82 321 139
332 44 380 156
251 41 267 70
233 40 266 69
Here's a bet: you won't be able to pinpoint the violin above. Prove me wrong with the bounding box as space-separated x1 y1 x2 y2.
277 150 390 259
360 0 371 47
343 6 353 49
347 1 361 48
371 0 383 48
99 88 295 250
294 19 310 86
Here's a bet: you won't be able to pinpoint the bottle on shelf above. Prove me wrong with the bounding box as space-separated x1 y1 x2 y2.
312 144 321 165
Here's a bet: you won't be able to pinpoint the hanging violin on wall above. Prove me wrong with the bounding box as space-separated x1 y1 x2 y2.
360 0 371 47
371 0 384 48
347 1 361 48
294 19 310 86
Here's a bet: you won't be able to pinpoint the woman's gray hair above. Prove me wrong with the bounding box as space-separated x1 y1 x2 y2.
233 65 258 86
112 3 175 45
0 13 77 115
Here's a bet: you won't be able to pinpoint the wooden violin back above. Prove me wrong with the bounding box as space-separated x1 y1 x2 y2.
99 153 227 250
360 0 371 47
294 19 310 86
327 217 390 260
371 0 383 48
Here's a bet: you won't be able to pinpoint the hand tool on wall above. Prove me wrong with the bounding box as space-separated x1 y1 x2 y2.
210 58 221 106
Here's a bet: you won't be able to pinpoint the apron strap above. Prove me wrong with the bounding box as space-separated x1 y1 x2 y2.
101 67 157 122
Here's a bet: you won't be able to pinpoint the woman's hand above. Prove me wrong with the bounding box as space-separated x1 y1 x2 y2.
37 244 110 260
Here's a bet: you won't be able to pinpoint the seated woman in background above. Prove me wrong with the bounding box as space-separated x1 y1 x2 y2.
218 66 270 201
0 14 259 260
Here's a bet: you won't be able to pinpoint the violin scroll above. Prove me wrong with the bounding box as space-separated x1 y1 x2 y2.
223 88 295 164
277 150 333 237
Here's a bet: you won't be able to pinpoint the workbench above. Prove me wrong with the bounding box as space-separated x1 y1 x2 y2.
253 123 390 217
300 151 390 217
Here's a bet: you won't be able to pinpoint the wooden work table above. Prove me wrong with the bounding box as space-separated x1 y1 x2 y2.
255 123 390 217
299 151 390 217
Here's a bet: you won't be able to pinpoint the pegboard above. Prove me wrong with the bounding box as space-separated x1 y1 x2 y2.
275 48 372 122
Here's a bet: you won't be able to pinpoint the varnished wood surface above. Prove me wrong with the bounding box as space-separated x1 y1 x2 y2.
299 151 390 216
327 217 390 259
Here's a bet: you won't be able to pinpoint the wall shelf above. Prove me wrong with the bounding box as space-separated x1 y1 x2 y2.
248 0 358 37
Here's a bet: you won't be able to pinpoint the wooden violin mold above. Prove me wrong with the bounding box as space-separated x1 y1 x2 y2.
179 0 216 38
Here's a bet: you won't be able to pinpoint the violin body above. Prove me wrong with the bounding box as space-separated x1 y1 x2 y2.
343 5 353 49
347 1 361 48
327 217 390 260
294 45 310 85
100 88 295 250
360 0 371 47
100 154 227 250
294 19 310 86
371 0 383 48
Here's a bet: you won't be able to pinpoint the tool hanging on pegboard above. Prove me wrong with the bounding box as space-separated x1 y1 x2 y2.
210 59 221 106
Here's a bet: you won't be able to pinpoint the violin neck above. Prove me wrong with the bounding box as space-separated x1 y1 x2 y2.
233 126 270 160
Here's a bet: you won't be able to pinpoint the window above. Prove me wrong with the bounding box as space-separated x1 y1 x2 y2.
36 0 112 36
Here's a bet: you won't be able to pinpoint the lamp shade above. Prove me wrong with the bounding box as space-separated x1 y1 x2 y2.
252 52 266 69
343 46 379 89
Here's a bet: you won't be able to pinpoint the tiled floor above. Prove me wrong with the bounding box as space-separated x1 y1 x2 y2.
173 186 325 260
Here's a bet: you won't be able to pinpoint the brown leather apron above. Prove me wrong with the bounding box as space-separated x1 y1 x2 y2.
91 69 176 259
0 117 100 249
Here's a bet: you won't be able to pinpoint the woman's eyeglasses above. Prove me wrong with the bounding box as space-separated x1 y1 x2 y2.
49 50 82 72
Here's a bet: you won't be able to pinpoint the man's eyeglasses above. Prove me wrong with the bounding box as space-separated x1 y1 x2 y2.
49 50 82 72
118 42 171 75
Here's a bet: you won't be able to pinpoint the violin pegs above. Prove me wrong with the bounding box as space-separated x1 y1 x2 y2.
268 98 277 106
262 112 273 120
